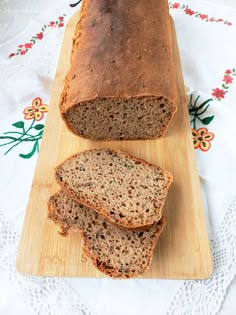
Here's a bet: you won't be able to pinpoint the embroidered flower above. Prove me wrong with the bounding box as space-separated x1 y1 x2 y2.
200 14 208 20
172 2 180 9
225 69 232 75
209 18 215 22
23 97 48 121
36 32 43 40
59 16 64 21
58 22 64 27
184 8 195 15
48 21 56 27
192 128 214 152
223 75 233 84
25 42 33 49
8 53 15 58
212 88 225 99
20 50 27 55
227 22 232 26
218 18 223 22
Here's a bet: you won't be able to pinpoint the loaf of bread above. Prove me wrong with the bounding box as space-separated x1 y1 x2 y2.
48 190 165 278
55 148 172 230
60 0 178 140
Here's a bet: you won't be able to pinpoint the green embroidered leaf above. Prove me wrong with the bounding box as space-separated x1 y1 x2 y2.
222 84 229 89
197 104 210 116
34 124 44 130
19 141 38 159
201 115 214 125
12 121 25 129
196 98 213 111
193 95 200 107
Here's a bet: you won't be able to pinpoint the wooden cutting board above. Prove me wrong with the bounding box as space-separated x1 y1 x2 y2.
16 12 212 279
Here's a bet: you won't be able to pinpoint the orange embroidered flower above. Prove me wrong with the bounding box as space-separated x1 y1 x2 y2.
23 97 48 121
192 128 214 152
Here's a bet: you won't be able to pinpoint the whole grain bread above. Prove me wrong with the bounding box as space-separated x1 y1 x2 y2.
48 190 165 278
60 0 178 140
55 148 172 229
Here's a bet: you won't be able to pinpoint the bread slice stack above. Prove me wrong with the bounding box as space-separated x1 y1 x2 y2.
48 148 172 278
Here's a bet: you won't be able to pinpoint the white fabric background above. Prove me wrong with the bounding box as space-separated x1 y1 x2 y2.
0 0 236 314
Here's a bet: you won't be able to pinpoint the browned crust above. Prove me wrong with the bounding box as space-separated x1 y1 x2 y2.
55 148 172 230
59 0 178 140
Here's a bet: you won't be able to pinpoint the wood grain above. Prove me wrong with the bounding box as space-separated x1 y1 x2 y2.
16 12 212 279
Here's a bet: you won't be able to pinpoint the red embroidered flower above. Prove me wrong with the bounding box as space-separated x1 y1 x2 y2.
212 88 225 99
223 75 233 84
58 22 64 28
192 128 214 152
172 3 180 9
218 18 223 22
23 97 48 121
8 53 15 58
209 18 215 22
227 22 232 26
25 42 33 49
36 32 43 40
48 21 55 27
20 50 27 55
225 69 232 75
18 44 24 48
184 8 195 15
200 14 208 20
59 16 64 21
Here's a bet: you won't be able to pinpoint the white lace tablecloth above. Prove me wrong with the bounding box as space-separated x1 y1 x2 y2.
1 0 236 314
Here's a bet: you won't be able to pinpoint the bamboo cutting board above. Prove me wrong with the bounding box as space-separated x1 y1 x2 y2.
16 12 212 279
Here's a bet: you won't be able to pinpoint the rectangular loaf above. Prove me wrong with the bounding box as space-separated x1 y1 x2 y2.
60 0 178 140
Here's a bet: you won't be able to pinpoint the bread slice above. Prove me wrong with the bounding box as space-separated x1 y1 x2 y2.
59 0 178 140
48 190 166 279
55 148 172 229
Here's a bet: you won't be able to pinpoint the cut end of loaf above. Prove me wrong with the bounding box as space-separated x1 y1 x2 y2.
48 190 166 279
62 96 176 140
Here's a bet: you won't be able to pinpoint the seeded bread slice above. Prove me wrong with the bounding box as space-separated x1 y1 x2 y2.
48 190 165 279
55 148 172 230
